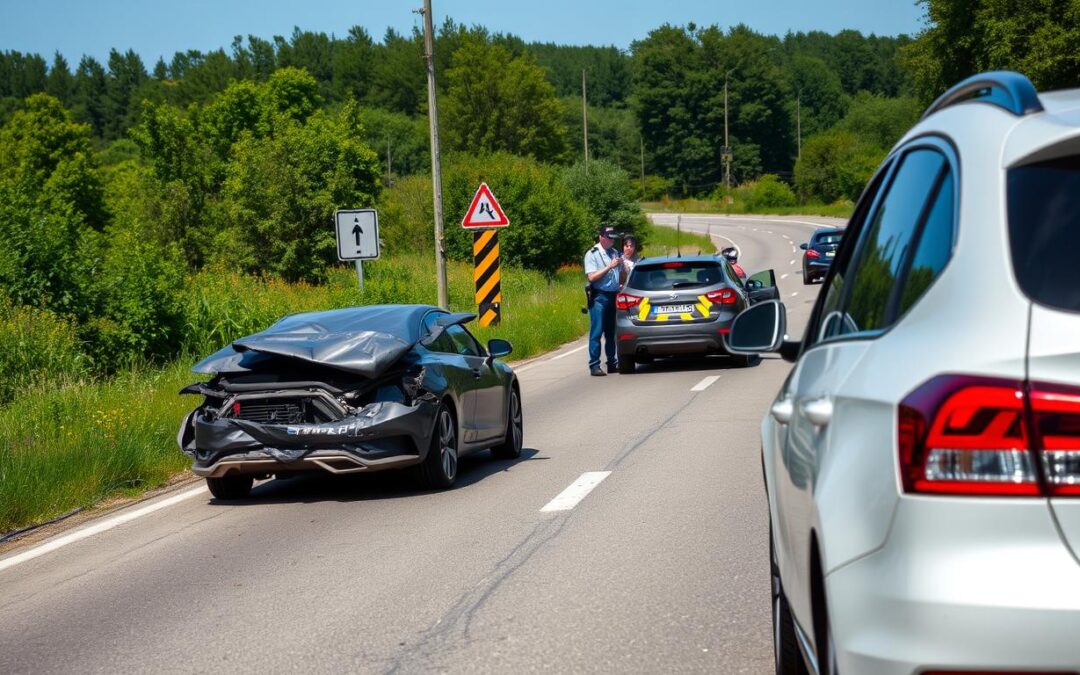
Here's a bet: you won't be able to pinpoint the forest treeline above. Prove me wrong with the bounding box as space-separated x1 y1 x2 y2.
1 0 1078 383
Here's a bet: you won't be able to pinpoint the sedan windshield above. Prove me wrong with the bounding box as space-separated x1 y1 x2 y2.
628 262 723 290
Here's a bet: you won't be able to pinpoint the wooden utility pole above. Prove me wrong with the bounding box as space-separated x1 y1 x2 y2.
420 0 449 309
723 76 731 196
582 69 589 168
796 92 802 160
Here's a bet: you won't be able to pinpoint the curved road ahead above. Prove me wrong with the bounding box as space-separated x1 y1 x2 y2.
0 214 843 674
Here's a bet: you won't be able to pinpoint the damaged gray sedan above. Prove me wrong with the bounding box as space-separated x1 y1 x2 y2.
177 305 523 499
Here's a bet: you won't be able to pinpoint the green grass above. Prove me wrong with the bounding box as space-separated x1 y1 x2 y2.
0 255 589 534
642 226 716 256
641 200 853 219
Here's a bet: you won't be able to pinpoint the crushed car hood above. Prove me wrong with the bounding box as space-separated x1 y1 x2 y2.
193 305 439 378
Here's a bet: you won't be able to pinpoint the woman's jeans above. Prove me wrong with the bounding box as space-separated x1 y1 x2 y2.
588 291 617 370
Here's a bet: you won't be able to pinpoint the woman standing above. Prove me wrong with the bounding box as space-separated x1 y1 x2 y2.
620 235 640 286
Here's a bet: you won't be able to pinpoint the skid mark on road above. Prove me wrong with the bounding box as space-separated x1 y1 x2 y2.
385 388 707 673
384 513 572 674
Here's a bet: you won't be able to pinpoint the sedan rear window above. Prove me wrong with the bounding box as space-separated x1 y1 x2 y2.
814 232 843 245
1008 156 1080 312
628 262 723 291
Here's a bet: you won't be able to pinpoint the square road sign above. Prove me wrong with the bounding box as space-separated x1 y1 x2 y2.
335 209 380 261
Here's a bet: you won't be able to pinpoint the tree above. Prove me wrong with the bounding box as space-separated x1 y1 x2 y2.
561 160 649 237
45 52 74 104
332 26 376 101
442 38 567 162
788 54 848 139
836 92 921 150
219 103 382 282
72 55 108 137
794 130 882 203
105 49 148 139
0 94 104 315
903 0 1080 102
367 28 425 114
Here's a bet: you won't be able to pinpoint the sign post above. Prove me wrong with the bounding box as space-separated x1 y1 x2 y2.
335 209 380 292
462 183 509 326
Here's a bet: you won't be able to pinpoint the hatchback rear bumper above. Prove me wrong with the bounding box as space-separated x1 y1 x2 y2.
615 315 735 358
826 498 1080 673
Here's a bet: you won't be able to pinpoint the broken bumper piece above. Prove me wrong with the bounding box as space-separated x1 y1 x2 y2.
186 401 438 478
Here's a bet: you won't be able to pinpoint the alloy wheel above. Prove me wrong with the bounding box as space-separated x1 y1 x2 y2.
439 409 457 481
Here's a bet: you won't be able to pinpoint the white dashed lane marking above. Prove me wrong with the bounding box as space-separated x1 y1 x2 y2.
691 376 720 392
541 472 612 512
551 345 587 361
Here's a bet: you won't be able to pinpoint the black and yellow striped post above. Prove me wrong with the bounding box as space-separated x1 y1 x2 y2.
473 230 502 326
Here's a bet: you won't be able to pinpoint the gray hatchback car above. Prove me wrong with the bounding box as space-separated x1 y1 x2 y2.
614 254 778 373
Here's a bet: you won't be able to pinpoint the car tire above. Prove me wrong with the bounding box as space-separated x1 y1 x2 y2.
772 527 810 675
417 403 458 489
802 268 813 285
618 355 636 374
491 387 523 460
206 474 253 500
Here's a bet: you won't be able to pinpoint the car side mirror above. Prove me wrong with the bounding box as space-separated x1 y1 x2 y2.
487 338 513 359
726 300 787 353
799 242 808 250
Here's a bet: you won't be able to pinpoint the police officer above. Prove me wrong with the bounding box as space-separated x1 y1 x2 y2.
584 225 623 376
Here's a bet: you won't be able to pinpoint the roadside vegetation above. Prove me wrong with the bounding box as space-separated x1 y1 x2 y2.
1 0 1076 532
0 257 589 533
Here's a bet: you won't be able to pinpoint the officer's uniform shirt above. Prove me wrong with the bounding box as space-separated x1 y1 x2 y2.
584 244 621 293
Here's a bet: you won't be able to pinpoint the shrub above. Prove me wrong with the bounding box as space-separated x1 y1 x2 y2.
381 152 595 278
795 131 883 203
746 174 797 210
219 102 382 282
561 160 650 241
0 295 89 402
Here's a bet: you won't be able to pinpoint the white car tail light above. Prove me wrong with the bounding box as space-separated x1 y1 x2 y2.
898 376 1080 496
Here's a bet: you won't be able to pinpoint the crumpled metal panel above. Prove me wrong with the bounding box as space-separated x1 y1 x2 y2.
188 400 439 467
192 305 437 378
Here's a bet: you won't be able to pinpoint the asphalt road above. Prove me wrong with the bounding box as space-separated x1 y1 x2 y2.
0 213 843 674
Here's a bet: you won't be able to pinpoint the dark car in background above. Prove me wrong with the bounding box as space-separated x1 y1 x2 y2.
800 227 844 284
177 305 523 499
614 254 778 373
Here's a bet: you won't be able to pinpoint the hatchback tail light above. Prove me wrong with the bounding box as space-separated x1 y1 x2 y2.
805 249 821 259
898 375 1080 497
1030 384 1080 496
705 288 737 305
616 293 642 310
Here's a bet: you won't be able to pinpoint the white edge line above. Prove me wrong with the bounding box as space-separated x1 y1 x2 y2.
690 375 721 392
0 485 208 573
551 344 587 361
540 471 611 512
791 292 799 297
781 273 790 279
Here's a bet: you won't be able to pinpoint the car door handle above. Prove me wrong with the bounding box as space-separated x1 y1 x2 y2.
770 397 793 424
798 397 833 427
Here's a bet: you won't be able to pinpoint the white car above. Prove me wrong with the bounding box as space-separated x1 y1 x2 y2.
728 71 1080 674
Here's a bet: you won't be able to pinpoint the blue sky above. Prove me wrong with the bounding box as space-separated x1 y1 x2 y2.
1 1 925 66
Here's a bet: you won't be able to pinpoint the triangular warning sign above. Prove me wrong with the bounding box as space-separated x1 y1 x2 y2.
462 182 509 229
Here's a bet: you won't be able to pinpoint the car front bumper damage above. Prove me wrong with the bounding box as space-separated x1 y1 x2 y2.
179 400 438 478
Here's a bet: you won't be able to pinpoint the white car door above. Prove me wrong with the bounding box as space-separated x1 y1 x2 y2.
777 145 956 626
